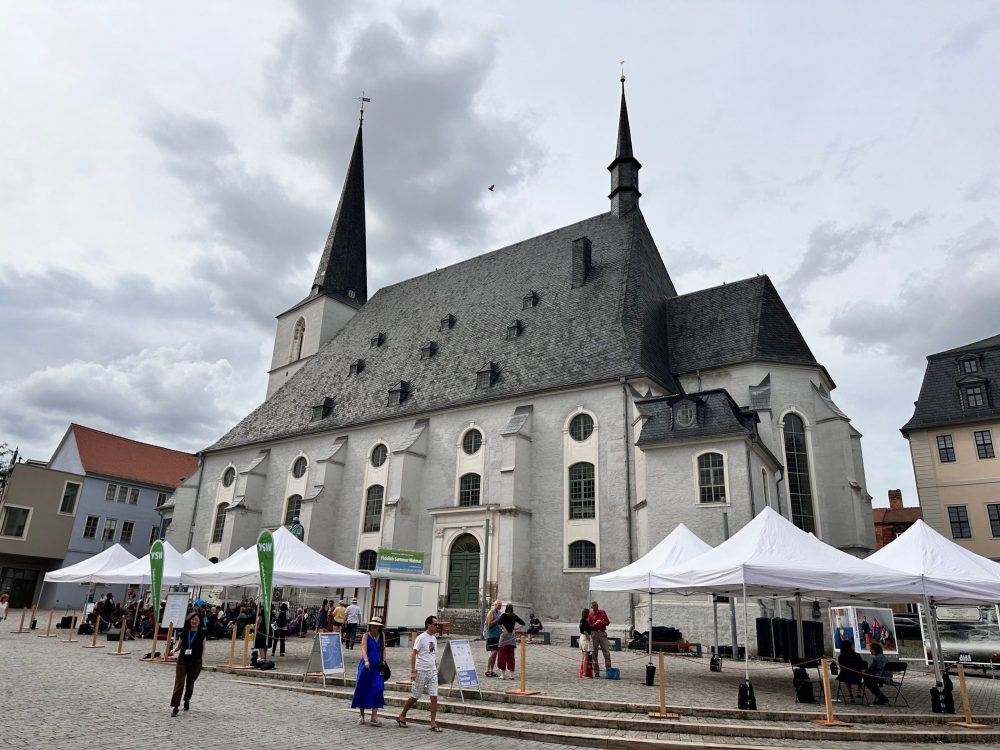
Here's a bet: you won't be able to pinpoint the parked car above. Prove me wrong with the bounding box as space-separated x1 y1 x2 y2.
893 615 921 640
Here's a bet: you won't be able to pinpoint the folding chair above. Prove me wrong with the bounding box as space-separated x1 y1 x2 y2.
835 674 869 705
882 661 909 707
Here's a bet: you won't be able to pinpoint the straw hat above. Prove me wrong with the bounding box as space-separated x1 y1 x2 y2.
369 617 384 627
351 598 358 603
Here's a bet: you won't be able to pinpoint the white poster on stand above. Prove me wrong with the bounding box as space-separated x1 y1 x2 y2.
163 592 190 628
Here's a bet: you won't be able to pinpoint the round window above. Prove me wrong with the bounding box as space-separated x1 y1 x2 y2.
569 413 594 442
222 467 236 487
370 444 388 468
292 456 308 478
677 404 696 428
462 429 483 455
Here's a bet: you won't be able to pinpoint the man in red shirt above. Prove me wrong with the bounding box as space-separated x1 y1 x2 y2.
587 600 612 677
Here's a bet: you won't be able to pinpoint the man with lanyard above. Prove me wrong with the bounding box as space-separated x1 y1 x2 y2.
587 600 612 678
484 599 503 677
396 615 442 732
344 597 362 649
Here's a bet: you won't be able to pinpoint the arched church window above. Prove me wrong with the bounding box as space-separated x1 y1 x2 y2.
568 540 596 568
211 504 227 544
697 453 726 503
363 485 383 533
290 317 306 362
568 462 595 519
358 549 377 570
284 495 302 526
459 473 481 506
783 414 815 532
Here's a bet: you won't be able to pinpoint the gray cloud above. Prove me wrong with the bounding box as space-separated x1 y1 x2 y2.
827 219 1000 367
939 14 1000 56
784 211 929 308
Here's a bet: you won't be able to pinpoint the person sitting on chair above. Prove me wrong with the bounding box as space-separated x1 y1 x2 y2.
864 642 889 705
525 613 543 643
836 639 866 703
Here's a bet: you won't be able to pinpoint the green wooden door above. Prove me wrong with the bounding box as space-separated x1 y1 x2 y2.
447 534 480 608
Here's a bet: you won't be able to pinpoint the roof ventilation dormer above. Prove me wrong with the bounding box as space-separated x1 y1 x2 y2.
387 381 411 406
522 291 538 310
440 314 456 331
572 236 592 288
370 332 386 349
476 362 500 389
310 397 335 422
420 341 438 360
349 359 365 376
506 320 524 340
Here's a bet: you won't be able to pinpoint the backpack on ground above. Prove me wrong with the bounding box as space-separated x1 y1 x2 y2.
605 667 621 680
792 667 815 703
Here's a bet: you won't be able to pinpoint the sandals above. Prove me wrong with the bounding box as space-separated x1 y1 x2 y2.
430 724 443 732
395 716 408 728
358 716 366 725
369 719 382 727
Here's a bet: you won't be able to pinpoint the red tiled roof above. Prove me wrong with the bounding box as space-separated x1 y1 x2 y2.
69 424 199 489
872 507 923 524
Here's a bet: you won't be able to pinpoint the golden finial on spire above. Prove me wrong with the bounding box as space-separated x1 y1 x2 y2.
619 60 626 83
355 90 371 125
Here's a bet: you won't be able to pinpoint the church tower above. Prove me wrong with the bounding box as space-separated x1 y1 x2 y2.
267 119 368 398
608 76 641 217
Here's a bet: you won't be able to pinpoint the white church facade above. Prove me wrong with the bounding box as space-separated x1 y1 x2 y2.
163 83 874 636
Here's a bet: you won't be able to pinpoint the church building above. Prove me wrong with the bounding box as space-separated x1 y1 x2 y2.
164 82 874 635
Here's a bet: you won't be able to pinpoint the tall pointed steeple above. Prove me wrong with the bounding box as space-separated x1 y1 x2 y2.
607 76 642 217
312 121 367 304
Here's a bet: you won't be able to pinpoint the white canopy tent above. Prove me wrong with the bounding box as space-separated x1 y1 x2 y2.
181 527 371 589
590 524 712 661
98 540 205 586
43 544 139 583
649 508 922 678
867 519 1000 681
182 547 214 569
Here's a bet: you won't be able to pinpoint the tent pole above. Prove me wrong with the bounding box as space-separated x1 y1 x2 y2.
648 590 653 664
742 582 750 681
713 596 719 657
928 597 946 685
922 594 941 683
795 593 804 660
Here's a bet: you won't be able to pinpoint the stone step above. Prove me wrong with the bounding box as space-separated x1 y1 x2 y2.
227 674 1000 745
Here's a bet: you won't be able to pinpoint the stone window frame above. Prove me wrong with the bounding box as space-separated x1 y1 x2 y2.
284 494 303 526
289 317 306 363
370 443 389 468
358 549 377 570
363 485 384 533
975 430 995 460
291 456 309 479
0 504 32 539
568 539 597 569
458 473 481 506
120 520 135 545
568 462 596 519
947 505 972 539
462 428 483 456
83 515 100 539
988 504 1000 538
696 451 727 504
780 410 817 534
569 413 595 442
59 480 81 516
222 466 237 488
936 434 957 463
211 504 227 544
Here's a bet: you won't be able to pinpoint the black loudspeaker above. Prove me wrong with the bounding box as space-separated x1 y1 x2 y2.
930 685 955 714
738 679 757 710
107 629 121 642
709 655 723 672
755 618 773 658
645 663 656 686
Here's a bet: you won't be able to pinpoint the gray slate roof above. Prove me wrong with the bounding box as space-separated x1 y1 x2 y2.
208 208 678 452
665 275 819 375
635 389 757 446
901 333 1000 434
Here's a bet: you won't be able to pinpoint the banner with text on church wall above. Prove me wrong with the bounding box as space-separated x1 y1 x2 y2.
376 548 424 574
257 530 274 635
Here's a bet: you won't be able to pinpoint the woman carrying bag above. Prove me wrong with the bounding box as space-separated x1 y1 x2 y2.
496 603 525 680
351 616 388 726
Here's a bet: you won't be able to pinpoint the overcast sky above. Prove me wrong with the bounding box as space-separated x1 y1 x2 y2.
2 2 998 509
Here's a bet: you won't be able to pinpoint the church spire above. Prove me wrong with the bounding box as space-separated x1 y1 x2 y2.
607 74 642 217
312 119 367 304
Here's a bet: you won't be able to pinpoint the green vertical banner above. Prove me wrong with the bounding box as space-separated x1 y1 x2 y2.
257 530 275 636
149 540 165 617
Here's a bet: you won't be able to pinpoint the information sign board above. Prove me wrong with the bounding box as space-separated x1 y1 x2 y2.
376 548 425 574
319 632 345 675
163 592 190 628
449 639 480 689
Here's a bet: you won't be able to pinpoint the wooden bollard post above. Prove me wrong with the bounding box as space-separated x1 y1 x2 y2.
506 636 539 696
949 663 991 728
239 627 252 668
11 608 29 634
220 622 238 668
82 611 105 649
162 623 175 661
64 612 79 643
108 618 131 656
38 609 57 638
648 651 679 719
812 658 849 726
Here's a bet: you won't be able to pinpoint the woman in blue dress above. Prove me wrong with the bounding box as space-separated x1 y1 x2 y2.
351 616 386 725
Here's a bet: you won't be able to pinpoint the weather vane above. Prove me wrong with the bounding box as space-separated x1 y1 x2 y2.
355 90 371 124
619 60 626 83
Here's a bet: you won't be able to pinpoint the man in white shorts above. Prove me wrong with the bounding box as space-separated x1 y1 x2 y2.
396 615 441 732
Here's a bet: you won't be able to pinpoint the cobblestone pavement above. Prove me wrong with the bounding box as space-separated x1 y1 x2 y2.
7 618 1000 748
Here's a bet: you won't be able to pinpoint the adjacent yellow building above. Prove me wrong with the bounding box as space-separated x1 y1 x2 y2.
902 334 1000 560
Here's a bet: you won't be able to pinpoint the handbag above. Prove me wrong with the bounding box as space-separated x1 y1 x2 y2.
378 660 391 680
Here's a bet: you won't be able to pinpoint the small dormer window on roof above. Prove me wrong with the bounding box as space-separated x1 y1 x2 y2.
522 290 539 310
476 362 500 389
310 397 335 422
370 332 386 349
349 359 365 376
964 383 987 408
675 402 697 429
440 314 456 331
506 320 523 340
960 355 981 374
387 381 411 406
420 341 438 360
